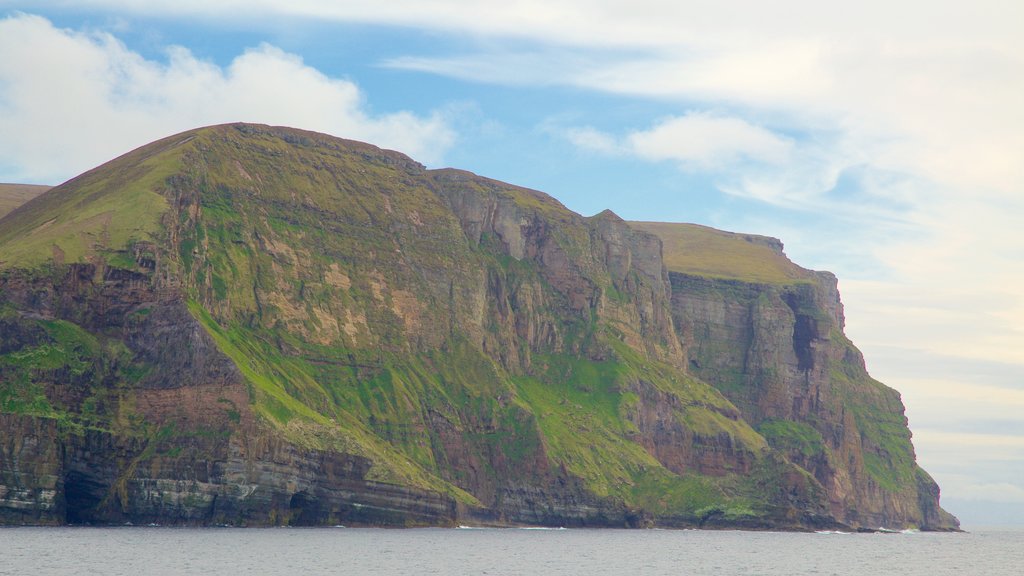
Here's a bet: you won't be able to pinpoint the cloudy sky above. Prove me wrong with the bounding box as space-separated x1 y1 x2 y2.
2 1 1021 526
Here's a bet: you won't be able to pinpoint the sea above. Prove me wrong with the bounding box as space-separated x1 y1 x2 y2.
2 526 1021 575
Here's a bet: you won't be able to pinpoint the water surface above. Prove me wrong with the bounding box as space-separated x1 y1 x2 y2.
2 526 1019 575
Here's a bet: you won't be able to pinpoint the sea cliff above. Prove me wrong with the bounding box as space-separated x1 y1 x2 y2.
0 124 958 530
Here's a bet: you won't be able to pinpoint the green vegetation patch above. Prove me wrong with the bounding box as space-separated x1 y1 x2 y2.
758 418 826 458
0 316 98 416
628 469 728 517
513 343 769 518
187 299 480 505
0 312 150 436
630 221 813 284
514 357 660 499
830 337 917 493
0 138 185 268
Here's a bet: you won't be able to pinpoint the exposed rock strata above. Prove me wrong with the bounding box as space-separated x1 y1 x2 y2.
666 263 956 529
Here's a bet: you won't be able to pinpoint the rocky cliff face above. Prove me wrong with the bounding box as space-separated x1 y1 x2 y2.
632 222 958 530
667 270 956 529
0 261 458 527
0 124 956 529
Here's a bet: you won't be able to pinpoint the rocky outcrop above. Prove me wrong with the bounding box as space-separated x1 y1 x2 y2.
0 260 455 526
666 258 956 530
426 171 682 369
0 414 62 524
0 414 461 527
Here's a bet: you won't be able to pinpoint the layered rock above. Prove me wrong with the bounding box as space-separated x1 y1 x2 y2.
632 222 958 530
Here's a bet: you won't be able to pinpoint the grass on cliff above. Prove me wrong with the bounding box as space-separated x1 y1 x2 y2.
174 125 482 348
0 312 96 417
0 136 191 269
189 284 778 519
512 365 737 517
510 329 771 514
758 419 827 457
830 335 918 493
513 354 660 500
187 300 481 506
629 221 813 284
0 309 156 436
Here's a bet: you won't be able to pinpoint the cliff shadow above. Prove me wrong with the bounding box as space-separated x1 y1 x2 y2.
63 470 105 525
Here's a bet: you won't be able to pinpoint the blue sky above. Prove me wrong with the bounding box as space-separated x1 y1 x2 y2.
2 1 1023 527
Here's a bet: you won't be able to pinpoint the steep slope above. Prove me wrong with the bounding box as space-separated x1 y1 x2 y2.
0 124 954 529
631 221 959 529
0 184 50 219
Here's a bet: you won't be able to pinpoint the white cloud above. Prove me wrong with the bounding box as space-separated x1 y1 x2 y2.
564 126 620 155
27 1 1024 52
0 14 454 183
836 184 1024 368
627 113 793 168
564 113 792 172
562 115 869 211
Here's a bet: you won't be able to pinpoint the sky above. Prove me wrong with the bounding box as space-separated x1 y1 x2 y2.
1 1 1022 527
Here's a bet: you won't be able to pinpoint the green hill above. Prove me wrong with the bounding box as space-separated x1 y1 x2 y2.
0 183 50 220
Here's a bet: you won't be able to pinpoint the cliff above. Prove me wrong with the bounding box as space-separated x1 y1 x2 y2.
0 124 957 530
630 221 958 529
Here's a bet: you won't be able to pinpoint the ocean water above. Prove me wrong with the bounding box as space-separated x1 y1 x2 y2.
2 526 1020 575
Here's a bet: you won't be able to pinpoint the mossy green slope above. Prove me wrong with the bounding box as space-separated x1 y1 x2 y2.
629 221 812 284
0 137 184 268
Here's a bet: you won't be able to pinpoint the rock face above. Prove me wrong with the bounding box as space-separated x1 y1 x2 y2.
630 222 959 530
0 124 957 529
666 272 951 529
